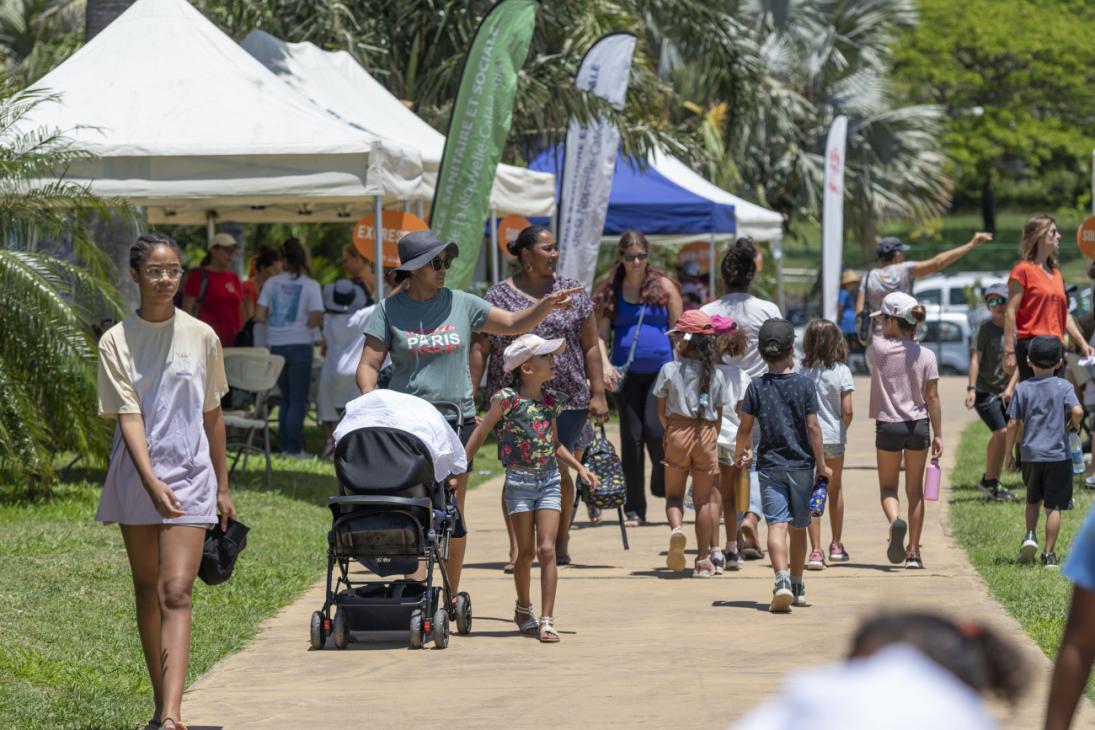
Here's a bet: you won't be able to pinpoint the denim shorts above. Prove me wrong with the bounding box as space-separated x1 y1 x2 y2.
759 468 815 529
823 442 845 459
504 467 562 515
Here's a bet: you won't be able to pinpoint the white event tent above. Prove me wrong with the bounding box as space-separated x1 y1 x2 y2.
241 30 556 219
16 0 423 225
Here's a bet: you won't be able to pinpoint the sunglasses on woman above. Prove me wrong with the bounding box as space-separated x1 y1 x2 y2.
623 252 649 263
985 297 1006 307
430 256 454 271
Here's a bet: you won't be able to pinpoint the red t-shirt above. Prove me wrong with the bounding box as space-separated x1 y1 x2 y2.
1010 260 1067 340
241 279 258 306
183 268 243 347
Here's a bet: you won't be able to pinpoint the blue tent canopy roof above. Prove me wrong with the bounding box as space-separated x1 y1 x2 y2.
529 147 736 237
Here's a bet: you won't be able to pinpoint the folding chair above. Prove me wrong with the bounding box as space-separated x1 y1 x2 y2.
222 348 285 486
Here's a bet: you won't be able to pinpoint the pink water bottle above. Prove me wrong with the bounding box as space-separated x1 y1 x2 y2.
924 458 941 501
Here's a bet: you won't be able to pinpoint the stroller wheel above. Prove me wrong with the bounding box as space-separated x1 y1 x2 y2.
455 592 472 635
332 609 349 650
309 611 326 650
409 609 424 649
432 608 449 649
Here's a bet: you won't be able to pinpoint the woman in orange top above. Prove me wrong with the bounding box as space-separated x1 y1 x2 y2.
1003 214 1094 381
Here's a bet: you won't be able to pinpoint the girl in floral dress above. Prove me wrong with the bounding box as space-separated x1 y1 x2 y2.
465 334 597 643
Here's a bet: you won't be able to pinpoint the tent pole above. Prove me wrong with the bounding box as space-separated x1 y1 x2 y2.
490 206 499 285
374 195 384 299
206 213 215 246
403 198 411 213
708 233 716 300
417 199 425 220
773 239 786 315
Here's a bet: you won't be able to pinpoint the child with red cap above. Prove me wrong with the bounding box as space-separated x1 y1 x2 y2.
653 310 737 576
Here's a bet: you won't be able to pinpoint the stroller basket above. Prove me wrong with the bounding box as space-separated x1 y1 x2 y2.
331 507 427 557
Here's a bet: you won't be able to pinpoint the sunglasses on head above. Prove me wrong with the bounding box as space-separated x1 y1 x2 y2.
623 252 649 263
430 256 454 271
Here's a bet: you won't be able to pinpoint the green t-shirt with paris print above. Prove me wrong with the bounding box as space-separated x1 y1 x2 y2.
364 288 492 418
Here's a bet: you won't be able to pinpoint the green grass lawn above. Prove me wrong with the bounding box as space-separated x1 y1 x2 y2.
0 426 502 729
950 421 1095 701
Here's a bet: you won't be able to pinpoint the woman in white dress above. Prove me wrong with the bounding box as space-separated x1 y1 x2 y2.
96 232 235 730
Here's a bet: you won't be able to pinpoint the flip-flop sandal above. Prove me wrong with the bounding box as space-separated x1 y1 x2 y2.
624 512 644 528
503 562 515 574
887 518 908 565
589 508 603 524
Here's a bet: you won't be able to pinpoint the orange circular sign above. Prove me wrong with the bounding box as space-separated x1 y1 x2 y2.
498 214 532 257
1078 216 1095 260
678 241 713 274
353 210 429 267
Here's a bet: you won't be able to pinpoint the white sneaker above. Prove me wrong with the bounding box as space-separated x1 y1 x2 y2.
1085 476 1095 490
667 528 687 572
1019 532 1039 564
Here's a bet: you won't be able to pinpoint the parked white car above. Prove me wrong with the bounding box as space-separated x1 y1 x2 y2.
917 311 972 375
912 272 1008 333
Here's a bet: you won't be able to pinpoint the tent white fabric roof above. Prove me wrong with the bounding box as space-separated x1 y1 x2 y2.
646 149 783 244
15 0 423 224
242 30 556 218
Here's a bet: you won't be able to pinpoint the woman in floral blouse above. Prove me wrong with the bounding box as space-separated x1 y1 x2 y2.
471 225 608 569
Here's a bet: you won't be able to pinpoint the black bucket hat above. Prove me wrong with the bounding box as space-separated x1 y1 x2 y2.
198 518 250 586
394 230 459 272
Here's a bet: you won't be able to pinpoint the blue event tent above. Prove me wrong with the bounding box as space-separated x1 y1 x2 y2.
528 146 783 245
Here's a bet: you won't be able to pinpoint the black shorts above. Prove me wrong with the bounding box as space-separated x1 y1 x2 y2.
446 417 476 471
875 419 931 452
1016 337 1065 382
973 391 1009 432
1021 459 1074 511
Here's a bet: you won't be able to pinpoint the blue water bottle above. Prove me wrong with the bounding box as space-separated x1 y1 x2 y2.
809 476 829 517
1069 429 1085 475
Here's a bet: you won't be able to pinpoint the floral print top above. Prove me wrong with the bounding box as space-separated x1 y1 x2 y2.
484 277 594 411
495 387 562 470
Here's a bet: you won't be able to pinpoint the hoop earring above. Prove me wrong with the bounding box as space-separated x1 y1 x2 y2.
524 264 533 273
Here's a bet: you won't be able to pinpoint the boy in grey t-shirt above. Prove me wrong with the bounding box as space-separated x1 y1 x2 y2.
1005 335 1083 568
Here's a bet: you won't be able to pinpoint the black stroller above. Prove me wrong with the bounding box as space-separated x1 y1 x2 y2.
309 403 472 650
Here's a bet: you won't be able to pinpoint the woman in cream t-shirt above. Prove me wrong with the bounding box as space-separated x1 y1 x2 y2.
96 233 234 730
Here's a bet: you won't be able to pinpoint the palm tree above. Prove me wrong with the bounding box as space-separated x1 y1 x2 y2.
667 0 951 248
0 80 126 493
0 0 82 84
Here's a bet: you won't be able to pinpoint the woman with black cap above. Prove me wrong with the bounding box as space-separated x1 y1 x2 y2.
471 224 608 570
856 231 993 339
357 229 582 597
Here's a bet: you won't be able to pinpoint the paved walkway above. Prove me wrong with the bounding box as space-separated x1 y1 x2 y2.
185 378 1093 728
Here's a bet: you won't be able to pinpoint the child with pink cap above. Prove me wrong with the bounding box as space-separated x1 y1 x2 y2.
465 333 597 643
653 310 738 576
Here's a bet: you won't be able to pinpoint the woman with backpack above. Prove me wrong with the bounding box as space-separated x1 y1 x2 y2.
855 232 993 342
593 230 683 527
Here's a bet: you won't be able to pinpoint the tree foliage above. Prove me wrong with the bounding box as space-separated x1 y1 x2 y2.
0 81 125 492
892 0 1095 223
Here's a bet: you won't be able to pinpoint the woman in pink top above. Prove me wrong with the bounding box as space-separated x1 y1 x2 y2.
867 292 941 571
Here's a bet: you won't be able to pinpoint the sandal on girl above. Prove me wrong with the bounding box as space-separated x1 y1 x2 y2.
160 719 188 730
514 602 539 635
503 562 515 574
693 557 715 578
539 616 560 643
